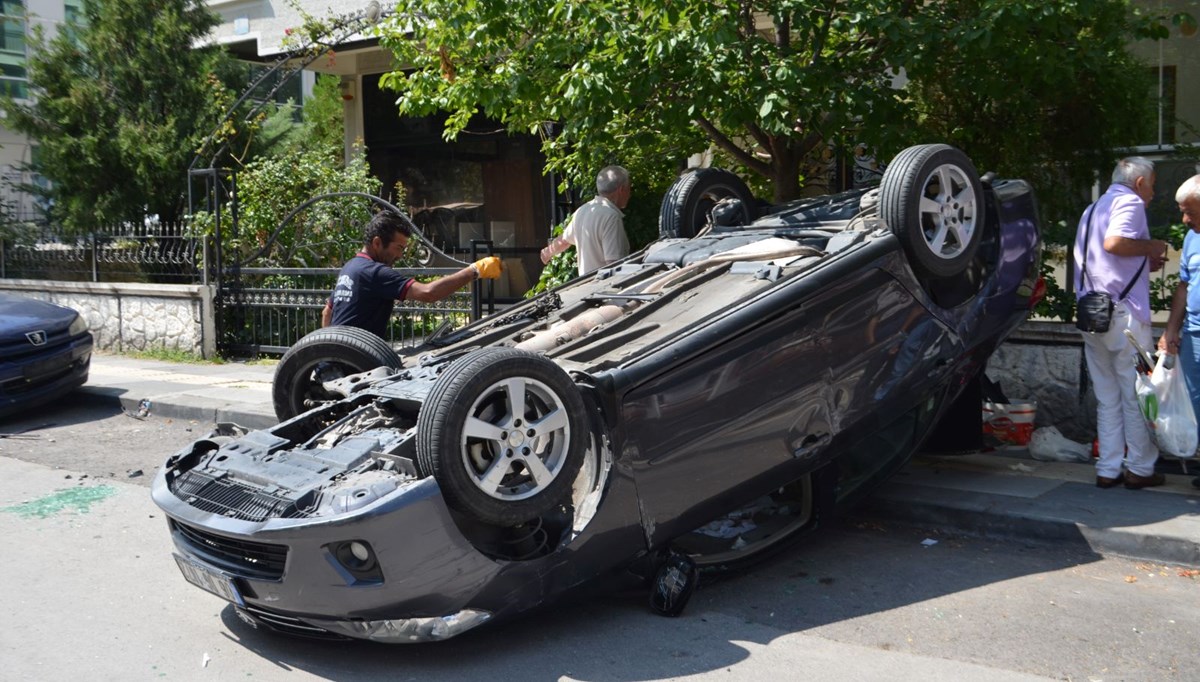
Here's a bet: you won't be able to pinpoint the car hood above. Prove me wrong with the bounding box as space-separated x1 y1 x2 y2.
0 293 79 340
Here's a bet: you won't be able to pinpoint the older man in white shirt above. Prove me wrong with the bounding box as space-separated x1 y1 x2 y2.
541 166 631 275
1073 156 1168 489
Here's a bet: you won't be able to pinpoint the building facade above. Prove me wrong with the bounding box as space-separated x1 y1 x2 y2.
0 0 79 221
1128 0 1200 229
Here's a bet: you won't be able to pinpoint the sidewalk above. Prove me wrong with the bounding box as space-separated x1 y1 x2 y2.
84 352 277 429
81 353 1200 568
866 451 1200 567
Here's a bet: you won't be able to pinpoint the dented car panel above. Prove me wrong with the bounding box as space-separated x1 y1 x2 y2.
153 147 1042 642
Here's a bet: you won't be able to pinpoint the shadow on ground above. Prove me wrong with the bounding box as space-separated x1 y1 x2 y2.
210 518 1109 681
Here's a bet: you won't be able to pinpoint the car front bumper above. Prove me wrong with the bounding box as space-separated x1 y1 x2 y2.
151 472 508 642
231 602 493 642
0 335 92 417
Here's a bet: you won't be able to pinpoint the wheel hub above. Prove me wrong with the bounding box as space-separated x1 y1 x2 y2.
461 376 570 501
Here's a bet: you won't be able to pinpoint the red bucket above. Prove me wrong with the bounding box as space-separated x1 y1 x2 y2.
982 400 1037 446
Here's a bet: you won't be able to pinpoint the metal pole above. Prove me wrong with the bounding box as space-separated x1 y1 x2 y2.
91 232 98 282
213 173 223 286
470 241 481 320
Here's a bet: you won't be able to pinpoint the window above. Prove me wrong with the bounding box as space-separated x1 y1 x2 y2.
245 62 305 122
63 0 82 26
1130 1 1199 146
0 0 25 99
1150 65 1177 144
362 74 550 299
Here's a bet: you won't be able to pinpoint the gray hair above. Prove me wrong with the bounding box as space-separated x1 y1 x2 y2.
596 165 630 196
1111 156 1155 188
1177 174 1200 204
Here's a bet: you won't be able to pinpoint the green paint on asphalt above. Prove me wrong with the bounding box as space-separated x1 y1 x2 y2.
0 485 117 518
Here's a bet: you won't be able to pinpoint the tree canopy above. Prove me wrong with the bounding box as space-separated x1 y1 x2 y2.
374 0 1177 212
1 0 234 228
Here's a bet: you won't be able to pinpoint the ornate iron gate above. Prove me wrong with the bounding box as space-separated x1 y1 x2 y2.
208 191 493 356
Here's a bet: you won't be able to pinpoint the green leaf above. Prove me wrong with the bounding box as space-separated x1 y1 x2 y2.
759 96 775 118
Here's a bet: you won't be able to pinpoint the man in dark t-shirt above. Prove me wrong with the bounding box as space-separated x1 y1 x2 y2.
322 211 502 339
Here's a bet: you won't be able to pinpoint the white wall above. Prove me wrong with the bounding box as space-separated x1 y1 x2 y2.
0 279 217 358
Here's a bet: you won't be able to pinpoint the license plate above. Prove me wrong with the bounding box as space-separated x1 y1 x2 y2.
22 355 68 380
173 554 244 606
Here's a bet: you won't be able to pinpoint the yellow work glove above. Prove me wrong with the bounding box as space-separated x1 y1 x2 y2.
472 256 503 279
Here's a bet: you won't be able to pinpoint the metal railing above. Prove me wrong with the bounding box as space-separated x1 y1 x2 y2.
1 219 495 357
0 221 202 283
219 267 484 356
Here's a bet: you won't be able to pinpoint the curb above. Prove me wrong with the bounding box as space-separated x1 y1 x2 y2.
864 480 1200 567
79 385 278 430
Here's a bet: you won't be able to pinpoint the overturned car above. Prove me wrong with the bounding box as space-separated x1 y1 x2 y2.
152 144 1043 642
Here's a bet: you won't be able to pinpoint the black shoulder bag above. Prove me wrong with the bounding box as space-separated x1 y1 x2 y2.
1076 204 1146 333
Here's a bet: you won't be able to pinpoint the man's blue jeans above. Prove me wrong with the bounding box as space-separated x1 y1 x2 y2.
1179 331 1200 451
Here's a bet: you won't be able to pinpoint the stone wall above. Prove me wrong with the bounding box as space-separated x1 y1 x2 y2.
985 321 1097 442
0 279 216 358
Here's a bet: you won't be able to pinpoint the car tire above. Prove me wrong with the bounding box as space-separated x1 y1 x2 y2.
659 168 756 239
416 347 587 527
272 326 401 422
879 144 984 279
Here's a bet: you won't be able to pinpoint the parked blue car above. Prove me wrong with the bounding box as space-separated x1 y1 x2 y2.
0 293 93 419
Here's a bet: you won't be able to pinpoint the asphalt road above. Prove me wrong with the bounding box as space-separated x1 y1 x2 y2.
0 391 203 483
2 394 1199 681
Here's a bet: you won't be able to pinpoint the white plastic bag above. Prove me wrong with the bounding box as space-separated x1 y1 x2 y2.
1028 426 1092 463
1135 354 1198 458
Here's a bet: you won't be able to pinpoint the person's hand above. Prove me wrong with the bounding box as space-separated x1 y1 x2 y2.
1158 329 1181 355
1150 239 1169 272
540 237 561 265
473 256 503 279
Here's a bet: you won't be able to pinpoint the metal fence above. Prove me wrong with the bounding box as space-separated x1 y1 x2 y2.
221 267 482 355
1 216 493 357
0 221 203 284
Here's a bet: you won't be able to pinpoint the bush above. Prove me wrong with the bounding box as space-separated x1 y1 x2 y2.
191 147 383 269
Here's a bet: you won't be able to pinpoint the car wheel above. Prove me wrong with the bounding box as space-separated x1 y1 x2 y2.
659 168 756 239
416 347 587 527
272 326 401 422
879 144 984 279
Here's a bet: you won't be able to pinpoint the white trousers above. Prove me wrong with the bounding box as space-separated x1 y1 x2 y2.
1080 301 1159 478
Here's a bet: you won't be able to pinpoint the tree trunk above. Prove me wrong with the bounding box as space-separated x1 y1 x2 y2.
770 143 802 203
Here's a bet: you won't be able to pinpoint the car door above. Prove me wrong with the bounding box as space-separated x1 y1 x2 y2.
620 261 938 547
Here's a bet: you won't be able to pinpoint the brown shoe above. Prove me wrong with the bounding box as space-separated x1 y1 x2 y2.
1124 472 1166 490
1096 474 1124 489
